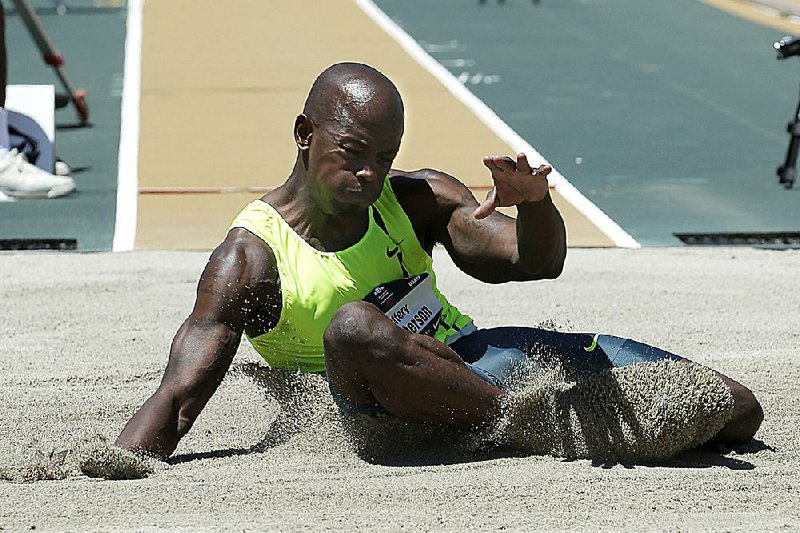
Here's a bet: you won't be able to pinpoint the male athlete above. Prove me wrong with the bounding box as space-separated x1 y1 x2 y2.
116 63 762 460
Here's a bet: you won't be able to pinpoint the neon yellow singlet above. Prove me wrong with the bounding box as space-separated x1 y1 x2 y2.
229 177 473 373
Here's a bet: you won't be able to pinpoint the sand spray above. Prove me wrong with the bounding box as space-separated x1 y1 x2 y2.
0 358 734 482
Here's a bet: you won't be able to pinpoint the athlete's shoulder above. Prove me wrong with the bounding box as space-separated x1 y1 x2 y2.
194 228 280 333
389 167 460 186
209 228 279 289
388 169 477 250
389 168 475 214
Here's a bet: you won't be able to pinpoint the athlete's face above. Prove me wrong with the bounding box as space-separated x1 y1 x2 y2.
297 97 403 213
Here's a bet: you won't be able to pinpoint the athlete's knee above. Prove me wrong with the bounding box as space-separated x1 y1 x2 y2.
326 302 382 347
709 379 764 445
727 382 764 442
324 301 402 364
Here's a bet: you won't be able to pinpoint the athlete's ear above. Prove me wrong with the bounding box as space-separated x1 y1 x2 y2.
294 114 313 151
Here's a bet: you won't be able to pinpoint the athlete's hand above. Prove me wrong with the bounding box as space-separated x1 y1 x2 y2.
473 153 552 220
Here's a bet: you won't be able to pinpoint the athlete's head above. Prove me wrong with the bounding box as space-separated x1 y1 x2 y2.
294 63 404 212
302 62 404 134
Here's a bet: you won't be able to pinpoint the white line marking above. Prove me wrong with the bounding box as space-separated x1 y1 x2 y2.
112 0 143 252
353 0 640 248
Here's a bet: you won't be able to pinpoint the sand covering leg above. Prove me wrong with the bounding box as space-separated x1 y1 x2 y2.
496 359 735 462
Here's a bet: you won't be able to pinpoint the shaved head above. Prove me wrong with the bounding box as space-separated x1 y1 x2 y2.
303 63 404 130
290 63 405 210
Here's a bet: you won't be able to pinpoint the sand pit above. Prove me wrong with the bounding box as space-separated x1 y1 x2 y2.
1 247 799 530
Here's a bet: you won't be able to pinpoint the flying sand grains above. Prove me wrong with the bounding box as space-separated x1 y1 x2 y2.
0 360 739 481
256 361 736 465
76 435 156 480
496 360 735 462
0 449 71 483
339 412 491 465
0 442 152 483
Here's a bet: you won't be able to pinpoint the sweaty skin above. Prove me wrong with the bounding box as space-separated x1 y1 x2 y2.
116 62 761 459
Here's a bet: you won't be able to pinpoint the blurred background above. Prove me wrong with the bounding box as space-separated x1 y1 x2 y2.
2 0 799 251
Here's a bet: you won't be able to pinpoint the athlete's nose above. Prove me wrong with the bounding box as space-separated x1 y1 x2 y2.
355 162 378 182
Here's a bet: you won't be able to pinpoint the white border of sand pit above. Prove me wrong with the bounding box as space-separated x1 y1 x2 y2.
113 0 144 252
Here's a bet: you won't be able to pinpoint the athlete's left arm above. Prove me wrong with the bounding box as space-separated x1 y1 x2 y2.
393 153 566 283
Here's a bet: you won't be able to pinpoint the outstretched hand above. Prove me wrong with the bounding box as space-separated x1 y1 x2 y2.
474 153 552 220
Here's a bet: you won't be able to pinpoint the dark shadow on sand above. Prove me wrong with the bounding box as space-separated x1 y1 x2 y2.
168 446 259 465
666 438 773 470
352 428 529 467
581 439 773 470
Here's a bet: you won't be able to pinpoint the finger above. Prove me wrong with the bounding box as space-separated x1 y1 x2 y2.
516 153 532 174
483 156 501 173
493 155 516 173
534 164 553 177
473 188 497 220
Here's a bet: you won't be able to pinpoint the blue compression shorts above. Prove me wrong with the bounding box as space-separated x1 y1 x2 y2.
328 326 682 417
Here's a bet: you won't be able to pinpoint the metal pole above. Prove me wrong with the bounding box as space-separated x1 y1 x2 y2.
777 84 800 189
9 0 88 124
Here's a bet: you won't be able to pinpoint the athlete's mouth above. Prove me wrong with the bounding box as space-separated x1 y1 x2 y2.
344 188 371 199
346 183 380 198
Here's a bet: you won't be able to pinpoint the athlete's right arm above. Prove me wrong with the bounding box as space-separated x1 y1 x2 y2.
115 228 278 459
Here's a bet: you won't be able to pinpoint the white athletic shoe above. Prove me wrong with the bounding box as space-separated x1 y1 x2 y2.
54 159 71 177
0 149 76 199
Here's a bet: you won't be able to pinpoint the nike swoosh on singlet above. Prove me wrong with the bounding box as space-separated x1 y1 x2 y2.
386 239 404 257
584 333 600 352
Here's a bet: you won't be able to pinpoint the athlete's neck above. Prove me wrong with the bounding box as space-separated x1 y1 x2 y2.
266 161 371 252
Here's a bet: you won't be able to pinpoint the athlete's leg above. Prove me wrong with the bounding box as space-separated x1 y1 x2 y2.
450 327 763 445
593 335 763 444
449 327 614 381
323 301 502 429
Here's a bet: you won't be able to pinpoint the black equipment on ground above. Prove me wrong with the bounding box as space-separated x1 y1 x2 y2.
775 36 800 189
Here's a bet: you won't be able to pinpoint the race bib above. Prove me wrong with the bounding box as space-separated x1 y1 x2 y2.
363 273 443 337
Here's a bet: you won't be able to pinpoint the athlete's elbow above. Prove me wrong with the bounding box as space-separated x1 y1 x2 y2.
518 252 565 280
541 255 566 279
536 264 563 280
524 265 562 281
544 243 567 278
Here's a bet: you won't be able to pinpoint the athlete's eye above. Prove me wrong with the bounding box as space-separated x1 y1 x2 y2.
341 144 363 155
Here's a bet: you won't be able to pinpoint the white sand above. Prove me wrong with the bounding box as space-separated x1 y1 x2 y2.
1 247 799 530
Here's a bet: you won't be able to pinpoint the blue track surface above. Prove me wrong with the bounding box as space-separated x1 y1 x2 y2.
374 0 800 245
2 0 126 251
